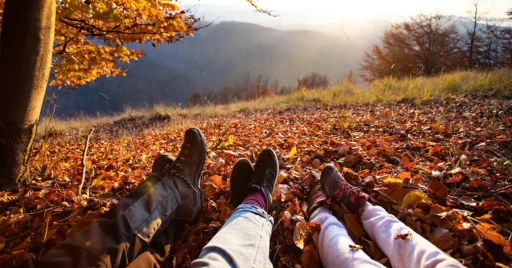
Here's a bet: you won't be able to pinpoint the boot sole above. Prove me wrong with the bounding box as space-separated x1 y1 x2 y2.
190 128 207 222
261 148 279 212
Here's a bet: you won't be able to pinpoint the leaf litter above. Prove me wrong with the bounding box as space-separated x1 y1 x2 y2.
0 94 511 267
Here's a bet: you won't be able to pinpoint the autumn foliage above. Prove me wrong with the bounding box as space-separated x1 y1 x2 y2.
0 0 200 88
360 13 512 83
297 72 331 90
1 93 511 267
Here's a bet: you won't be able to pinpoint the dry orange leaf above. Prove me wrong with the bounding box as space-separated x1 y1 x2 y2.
429 144 441 155
344 213 365 239
282 211 292 228
475 223 507 247
394 232 412 240
205 175 223 188
397 172 411 183
277 171 288 184
428 181 448 200
301 244 320 267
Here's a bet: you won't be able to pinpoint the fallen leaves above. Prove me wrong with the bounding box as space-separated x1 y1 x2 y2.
301 244 320 267
428 180 449 200
0 95 511 267
293 222 308 249
429 144 441 156
344 214 365 238
428 228 458 251
402 190 427 207
349 244 364 250
205 175 223 188
475 223 511 255
288 146 297 158
394 232 412 240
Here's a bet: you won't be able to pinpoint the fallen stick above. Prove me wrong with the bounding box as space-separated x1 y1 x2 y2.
78 128 94 195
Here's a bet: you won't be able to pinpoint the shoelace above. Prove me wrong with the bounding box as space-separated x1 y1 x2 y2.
333 181 363 204
308 189 331 215
164 143 199 193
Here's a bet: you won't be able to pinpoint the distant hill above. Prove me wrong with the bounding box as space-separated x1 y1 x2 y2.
46 21 366 117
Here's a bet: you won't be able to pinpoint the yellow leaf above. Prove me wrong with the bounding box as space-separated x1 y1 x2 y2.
475 214 493 222
293 221 307 249
288 146 297 158
383 178 403 186
217 142 226 149
402 190 427 207
227 135 234 145
217 135 234 149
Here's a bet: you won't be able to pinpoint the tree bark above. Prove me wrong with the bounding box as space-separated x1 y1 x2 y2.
0 0 55 191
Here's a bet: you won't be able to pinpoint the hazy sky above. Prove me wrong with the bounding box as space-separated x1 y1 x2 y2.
181 0 511 23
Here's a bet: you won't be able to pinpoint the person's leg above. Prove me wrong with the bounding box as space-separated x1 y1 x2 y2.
193 148 278 268
192 204 274 268
307 186 384 268
320 164 464 268
361 204 463 268
21 129 206 268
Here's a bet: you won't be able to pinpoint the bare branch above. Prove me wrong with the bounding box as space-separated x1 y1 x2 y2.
78 128 94 195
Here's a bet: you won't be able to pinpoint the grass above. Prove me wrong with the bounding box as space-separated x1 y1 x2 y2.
40 69 512 134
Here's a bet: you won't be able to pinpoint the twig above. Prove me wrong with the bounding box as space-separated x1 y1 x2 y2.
38 211 52 258
78 128 94 195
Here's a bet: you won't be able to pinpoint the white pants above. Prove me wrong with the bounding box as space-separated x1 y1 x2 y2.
310 205 464 268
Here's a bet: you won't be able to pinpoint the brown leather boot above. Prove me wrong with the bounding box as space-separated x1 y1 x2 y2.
152 153 174 174
165 128 207 223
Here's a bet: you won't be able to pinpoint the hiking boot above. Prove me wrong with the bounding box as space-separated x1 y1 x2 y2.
151 153 175 174
166 128 206 223
320 164 368 214
229 158 254 207
307 185 330 218
245 148 279 213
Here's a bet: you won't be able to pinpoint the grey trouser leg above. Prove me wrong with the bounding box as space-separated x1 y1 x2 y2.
21 174 181 268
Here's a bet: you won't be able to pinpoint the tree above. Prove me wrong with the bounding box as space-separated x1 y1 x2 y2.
0 0 56 191
462 0 486 69
0 0 200 88
360 14 461 82
188 92 207 107
500 8 512 67
500 27 512 67
344 71 355 84
0 0 265 190
297 72 330 89
480 19 503 69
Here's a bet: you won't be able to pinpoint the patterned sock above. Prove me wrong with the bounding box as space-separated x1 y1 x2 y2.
241 190 266 209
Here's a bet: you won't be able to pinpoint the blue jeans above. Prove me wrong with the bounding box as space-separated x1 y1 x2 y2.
192 204 274 268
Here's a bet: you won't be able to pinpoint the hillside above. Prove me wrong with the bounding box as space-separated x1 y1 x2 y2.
47 22 365 117
2 71 512 267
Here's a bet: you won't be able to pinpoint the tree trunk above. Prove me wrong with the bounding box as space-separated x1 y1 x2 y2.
0 0 55 191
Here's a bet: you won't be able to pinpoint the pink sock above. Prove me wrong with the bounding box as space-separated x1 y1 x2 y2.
241 190 266 209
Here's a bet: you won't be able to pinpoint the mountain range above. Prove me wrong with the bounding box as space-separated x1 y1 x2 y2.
47 21 382 117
